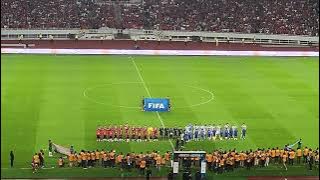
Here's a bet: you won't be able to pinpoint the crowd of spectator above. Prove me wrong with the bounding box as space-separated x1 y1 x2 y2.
120 3 144 29
1 0 318 36
1 0 116 29
143 0 319 36
32 146 319 175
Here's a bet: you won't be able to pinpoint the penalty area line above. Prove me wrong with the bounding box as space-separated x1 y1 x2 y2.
130 57 174 149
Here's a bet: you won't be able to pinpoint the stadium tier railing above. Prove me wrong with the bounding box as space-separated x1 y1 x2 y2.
1 28 318 46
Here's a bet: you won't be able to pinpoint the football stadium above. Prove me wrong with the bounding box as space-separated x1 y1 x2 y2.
1 0 319 180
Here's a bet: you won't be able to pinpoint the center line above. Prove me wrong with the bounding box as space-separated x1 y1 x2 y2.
131 58 152 98
130 57 174 149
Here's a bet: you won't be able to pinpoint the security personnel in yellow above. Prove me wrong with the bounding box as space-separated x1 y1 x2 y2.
33 153 40 166
90 151 96 167
68 153 75 167
271 148 276 162
77 153 82 167
95 150 100 163
165 151 170 165
102 152 108 168
140 159 146 174
297 148 302 164
303 147 309 163
109 150 115 167
81 151 87 168
288 150 295 165
206 153 213 170
86 151 91 167
275 147 280 163
58 157 64 167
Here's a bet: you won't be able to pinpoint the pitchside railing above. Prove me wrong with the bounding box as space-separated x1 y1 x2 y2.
1 28 319 46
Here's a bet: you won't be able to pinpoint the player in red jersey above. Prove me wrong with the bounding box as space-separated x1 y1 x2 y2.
99 128 104 141
140 126 145 141
142 126 148 141
153 128 158 141
118 125 123 140
109 126 115 142
131 127 136 140
135 127 139 141
124 124 130 141
96 127 101 141
114 126 119 141
137 127 142 142
102 126 107 141
105 127 110 140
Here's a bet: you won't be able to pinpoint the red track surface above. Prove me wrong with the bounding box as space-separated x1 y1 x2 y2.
1 40 318 51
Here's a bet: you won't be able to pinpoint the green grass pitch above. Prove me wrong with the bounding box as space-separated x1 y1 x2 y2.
1 54 319 178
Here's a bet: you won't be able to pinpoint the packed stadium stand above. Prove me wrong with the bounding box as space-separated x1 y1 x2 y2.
1 0 319 36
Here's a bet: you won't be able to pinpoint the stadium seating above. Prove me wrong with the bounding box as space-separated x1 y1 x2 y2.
1 0 318 36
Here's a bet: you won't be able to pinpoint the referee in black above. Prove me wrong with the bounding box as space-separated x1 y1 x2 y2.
141 96 145 111
10 151 14 168
166 96 171 111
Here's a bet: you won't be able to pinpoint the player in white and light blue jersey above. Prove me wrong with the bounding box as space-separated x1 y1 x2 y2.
241 123 247 139
183 132 188 142
216 124 222 140
212 125 216 139
181 123 242 141
194 126 199 141
232 125 238 140
224 127 229 139
222 123 229 139
207 125 213 140
220 127 225 140
200 126 206 140
184 124 193 141
229 127 233 139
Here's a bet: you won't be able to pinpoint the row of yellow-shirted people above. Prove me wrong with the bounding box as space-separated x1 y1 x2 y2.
31 147 319 174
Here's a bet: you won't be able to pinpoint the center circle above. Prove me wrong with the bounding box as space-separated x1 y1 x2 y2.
83 82 214 109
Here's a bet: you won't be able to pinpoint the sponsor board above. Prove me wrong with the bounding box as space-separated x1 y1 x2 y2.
1 48 319 56
143 98 170 112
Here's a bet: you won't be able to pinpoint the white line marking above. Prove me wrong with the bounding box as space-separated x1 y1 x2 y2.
83 82 142 109
155 112 174 148
173 85 214 109
83 83 214 109
130 57 174 149
131 58 152 98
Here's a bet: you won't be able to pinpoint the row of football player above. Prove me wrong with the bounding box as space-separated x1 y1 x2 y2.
182 123 247 141
96 126 159 141
96 127 186 142
95 123 247 141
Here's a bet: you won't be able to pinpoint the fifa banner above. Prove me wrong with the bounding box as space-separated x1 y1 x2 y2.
52 143 71 156
144 98 170 112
